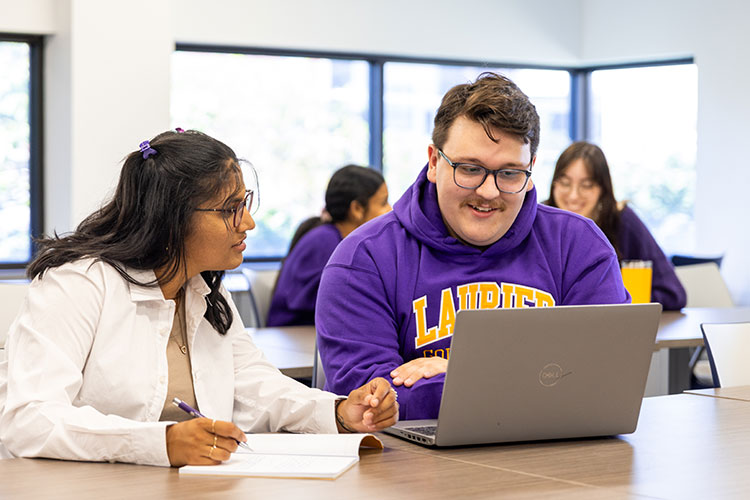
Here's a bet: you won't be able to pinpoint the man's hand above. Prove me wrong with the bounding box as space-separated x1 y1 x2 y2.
390 357 448 387
165 418 247 467
336 377 399 433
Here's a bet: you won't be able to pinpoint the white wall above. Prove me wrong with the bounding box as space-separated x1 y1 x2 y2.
580 0 750 304
173 0 582 66
0 0 57 33
2 0 173 231
2 0 750 303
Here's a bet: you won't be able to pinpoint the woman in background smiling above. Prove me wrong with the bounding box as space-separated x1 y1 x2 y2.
546 141 686 310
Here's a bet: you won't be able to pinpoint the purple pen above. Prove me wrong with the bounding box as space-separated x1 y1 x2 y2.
172 397 252 450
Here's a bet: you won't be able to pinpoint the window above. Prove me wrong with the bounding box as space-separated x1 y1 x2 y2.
0 37 40 266
587 63 698 255
172 46 695 261
172 50 370 259
382 63 571 200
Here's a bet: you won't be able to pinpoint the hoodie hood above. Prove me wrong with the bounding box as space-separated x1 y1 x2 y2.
392 164 538 257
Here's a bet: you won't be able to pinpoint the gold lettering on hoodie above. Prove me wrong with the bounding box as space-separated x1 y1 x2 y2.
413 282 555 349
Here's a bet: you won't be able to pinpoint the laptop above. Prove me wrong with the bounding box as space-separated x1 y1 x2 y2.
384 303 662 446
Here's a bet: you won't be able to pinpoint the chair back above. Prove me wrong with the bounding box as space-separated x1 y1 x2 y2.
239 268 276 328
223 268 278 328
674 263 734 308
0 281 30 348
311 338 326 390
671 254 724 268
702 322 750 387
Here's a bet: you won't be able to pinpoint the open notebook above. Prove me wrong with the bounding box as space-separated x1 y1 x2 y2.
179 433 383 479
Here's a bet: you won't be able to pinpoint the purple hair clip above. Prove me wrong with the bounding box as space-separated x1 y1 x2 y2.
139 140 157 160
175 127 185 133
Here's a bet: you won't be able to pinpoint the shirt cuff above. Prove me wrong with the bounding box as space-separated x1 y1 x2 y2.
127 421 173 466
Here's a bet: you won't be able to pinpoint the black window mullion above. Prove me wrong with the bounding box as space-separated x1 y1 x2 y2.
368 60 384 171
569 69 588 142
29 35 44 252
0 34 43 269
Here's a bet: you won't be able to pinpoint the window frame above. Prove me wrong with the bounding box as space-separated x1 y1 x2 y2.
3 39 692 266
0 33 44 269
176 43 573 175
570 58 694 141
176 43 577 262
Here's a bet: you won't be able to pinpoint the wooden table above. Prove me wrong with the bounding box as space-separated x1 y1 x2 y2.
655 307 750 393
0 446 621 499
244 308 750 393
656 307 750 349
247 326 316 379
685 384 750 402
3 392 750 499
383 393 750 499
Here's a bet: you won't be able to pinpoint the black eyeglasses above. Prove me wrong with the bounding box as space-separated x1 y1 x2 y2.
437 149 532 194
195 189 254 228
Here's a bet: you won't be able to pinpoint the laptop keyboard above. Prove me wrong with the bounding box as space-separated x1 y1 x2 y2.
405 425 437 436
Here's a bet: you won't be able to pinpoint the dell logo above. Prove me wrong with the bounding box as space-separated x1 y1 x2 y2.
539 363 573 387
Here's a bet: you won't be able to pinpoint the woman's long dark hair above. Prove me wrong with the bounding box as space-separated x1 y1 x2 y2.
287 164 385 254
272 165 385 294
27 129 243 334
547 141 622 257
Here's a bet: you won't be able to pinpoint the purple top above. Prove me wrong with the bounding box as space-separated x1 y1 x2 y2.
316 166 629 420
618 205 686 311
266 223 342 326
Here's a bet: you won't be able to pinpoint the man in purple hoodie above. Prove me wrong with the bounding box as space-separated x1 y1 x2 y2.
316 73 629 420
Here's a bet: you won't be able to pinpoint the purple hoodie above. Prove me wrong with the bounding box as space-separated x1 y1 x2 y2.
267 223 342 327
316 166 629 419
618 205 686 310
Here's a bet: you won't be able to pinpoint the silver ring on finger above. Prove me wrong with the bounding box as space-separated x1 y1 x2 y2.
211 419 216 434
209 445 216 459
213 434 218 447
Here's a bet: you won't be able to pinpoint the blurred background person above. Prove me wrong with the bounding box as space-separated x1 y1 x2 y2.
546 141 686 310
267 165 391 326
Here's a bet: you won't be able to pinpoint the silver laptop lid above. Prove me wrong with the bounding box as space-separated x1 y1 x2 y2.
434 303 662 446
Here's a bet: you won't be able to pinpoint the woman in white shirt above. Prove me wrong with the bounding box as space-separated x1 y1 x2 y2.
0 129 398 467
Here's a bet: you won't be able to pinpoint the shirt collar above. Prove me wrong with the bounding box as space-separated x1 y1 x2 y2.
126 267 212 302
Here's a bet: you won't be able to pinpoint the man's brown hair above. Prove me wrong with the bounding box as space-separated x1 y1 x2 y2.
432 72 540 158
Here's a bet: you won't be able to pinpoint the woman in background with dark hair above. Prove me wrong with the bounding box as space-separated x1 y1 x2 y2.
267 165 390 326
546 141 686 310
0 131 398 467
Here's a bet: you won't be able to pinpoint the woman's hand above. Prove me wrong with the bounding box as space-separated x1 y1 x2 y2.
336 377 399 433
165 417 247 466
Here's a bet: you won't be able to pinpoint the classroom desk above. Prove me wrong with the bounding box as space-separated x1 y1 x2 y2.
655 307 750 349
247 326 315 379
3 393 750 499
0 444 622 499
655 307 750 393
383 393 750 499
245 308 750 392
685 384 750 402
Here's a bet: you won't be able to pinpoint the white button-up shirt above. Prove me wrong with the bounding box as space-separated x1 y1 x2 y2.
0 259 338 466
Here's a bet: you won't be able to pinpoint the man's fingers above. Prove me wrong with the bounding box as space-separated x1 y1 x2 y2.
365 392 398 420
363 403 399 429
369 378 392 406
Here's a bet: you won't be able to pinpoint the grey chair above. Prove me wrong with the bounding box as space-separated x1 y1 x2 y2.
671 254 723 268
223 268 278 328
702 322 750 387
311 338 326 390
0 281 30 361
671 262 735 387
